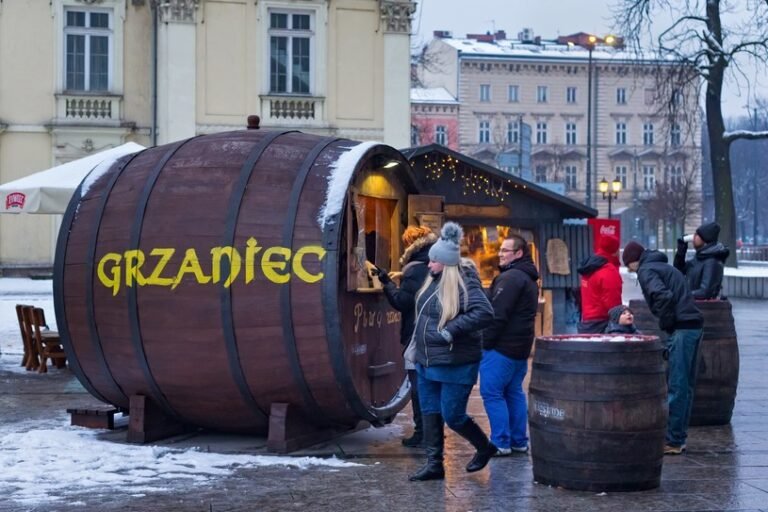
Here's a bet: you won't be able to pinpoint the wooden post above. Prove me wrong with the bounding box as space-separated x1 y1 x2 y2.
127 395 188 443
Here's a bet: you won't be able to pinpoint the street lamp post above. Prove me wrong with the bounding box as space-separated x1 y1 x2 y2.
560 33 621 209
599 176 622 218
586 43 594 208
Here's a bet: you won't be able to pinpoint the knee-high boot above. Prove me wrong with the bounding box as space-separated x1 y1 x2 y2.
408 414 445 481
454 417 498 472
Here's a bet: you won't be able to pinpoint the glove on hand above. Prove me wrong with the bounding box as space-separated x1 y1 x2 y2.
676 237 688 254
373 266 391 284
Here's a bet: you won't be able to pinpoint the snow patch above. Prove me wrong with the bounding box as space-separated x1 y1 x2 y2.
80 149 138 197
317 141 378 228
0 421 363 505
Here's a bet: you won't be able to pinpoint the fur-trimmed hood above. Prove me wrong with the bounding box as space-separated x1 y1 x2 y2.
400 232 438 266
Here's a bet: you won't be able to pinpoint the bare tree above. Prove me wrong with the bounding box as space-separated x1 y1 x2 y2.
615 0 768 266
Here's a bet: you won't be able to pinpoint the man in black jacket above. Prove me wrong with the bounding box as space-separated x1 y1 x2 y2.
674 222 730 299
480 235 539 455
623 241 703 455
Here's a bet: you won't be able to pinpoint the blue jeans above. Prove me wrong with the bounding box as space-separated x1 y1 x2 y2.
479 349 529 449
667 328 703 447
417 372 473 430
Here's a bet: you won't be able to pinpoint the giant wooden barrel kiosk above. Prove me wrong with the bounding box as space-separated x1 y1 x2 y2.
54 123 416 448
629 299 739 426
528 334 667 492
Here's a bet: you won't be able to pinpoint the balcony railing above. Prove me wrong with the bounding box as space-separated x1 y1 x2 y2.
55 93 122 125
259 95 325 127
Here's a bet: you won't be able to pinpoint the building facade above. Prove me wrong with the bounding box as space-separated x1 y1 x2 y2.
416 29 702 246
0 0 415 271
409 87 459 150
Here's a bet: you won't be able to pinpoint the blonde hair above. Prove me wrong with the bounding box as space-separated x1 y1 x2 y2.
416 259 472 331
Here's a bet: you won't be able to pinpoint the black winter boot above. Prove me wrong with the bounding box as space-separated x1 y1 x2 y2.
408 414 445 481
402 371 424 448
454 417 497 473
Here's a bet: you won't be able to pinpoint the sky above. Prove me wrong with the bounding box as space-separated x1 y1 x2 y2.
412 0 766 119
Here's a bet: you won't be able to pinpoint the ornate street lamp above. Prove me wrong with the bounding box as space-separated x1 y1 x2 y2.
599 176 622 218
560 33 623 208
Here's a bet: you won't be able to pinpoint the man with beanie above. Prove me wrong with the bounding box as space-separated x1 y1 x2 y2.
576 235 623 333
674 222 730 299
480 235 539 455
622 241 703 455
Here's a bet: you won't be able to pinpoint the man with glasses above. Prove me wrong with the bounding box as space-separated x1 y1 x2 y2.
480 235 540 455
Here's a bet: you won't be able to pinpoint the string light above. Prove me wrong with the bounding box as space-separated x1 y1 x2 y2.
410 154 513 202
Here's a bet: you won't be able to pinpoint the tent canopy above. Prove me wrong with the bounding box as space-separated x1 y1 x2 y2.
0 142 144 214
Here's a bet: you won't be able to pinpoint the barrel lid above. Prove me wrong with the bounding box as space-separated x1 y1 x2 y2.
537 334 660 343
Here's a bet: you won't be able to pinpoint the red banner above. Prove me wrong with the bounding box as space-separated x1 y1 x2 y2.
588 218 621 252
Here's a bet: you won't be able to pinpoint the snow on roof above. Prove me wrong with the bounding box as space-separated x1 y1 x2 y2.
410 87 458 103
438 37 663 63
317 141 378 228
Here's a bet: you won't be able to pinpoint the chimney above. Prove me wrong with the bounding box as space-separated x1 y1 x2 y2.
495 30 506 41
433 30 453 39
467 33 495 43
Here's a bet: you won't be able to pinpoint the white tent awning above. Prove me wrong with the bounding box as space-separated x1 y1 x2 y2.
0 142 144 214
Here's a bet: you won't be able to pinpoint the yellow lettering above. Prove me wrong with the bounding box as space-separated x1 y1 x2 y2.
124 249 147 288
172 249 211 290
146 248 175 287
292 245 326 283
245 237 262 284
97 253 123 296
261 246 292 284
211 246 242 287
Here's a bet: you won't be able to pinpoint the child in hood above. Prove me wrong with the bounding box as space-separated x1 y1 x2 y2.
605 304 639 334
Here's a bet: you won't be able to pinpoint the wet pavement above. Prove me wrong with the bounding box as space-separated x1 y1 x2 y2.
2 279 768 511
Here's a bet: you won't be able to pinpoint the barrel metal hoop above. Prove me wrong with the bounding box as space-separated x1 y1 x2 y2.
533 456 664 473
530 420 667 440
528 387 668 402
129 139 200 422
535 341 666 353
55 154 144 405
321 211 381 423
220 130 299 423
281 137 343 426
532 362 667 375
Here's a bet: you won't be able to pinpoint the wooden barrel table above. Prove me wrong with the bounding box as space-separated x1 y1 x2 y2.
629 299 739 425
529 334 667 492
54 128 415 438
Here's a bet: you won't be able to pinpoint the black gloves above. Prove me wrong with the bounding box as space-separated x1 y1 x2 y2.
677 237 688 254
373 266 391 284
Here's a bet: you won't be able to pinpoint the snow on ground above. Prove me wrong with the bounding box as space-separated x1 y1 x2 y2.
0 278 364 506
1 418 361 506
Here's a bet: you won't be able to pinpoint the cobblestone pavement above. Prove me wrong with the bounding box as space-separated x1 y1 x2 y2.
2 286 767 511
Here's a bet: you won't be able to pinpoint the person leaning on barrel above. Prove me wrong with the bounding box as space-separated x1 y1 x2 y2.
604 304 639 335
576 235 623 333
407 222 497 482
374 225 437 448
622 241 703 455
673 221 730 300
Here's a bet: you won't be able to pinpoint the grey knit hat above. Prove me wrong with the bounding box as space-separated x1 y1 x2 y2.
428 222 463 266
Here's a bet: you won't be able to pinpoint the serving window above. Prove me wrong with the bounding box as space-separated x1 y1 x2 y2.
462 224 538 288
346 169 406 292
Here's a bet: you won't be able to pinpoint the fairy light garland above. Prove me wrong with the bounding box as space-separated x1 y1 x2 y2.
411 154 525 202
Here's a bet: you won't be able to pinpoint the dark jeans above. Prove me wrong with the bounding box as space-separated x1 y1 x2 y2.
667 328 703 446
417 373 473 431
